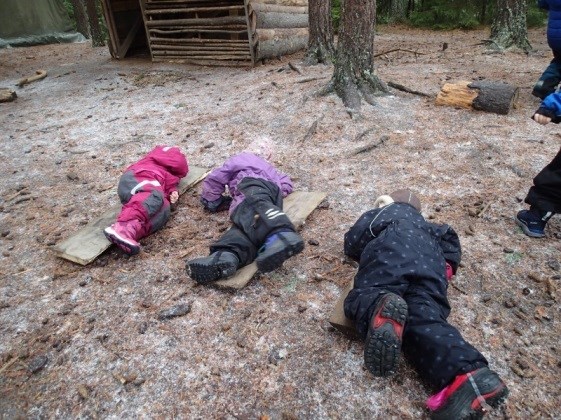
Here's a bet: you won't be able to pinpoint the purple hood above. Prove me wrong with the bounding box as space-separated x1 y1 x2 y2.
201 152 293 214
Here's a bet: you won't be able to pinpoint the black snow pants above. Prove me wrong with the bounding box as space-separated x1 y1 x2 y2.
525 146 561 213
345 265 487 389
210 177 295 267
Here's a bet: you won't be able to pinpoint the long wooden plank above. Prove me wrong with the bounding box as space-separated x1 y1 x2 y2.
54 166 209 266
328 280 360 339
212 191 326 291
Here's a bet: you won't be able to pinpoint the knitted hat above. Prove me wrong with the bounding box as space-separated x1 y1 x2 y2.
244 136 274 161
389 189 422 212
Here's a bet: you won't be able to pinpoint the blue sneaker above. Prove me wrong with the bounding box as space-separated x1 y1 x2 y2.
515 210 546 238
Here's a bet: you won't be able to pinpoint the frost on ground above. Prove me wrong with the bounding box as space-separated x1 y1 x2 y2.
0 27 560 418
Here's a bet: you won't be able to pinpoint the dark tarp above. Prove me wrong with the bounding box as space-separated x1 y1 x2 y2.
0 0 86 48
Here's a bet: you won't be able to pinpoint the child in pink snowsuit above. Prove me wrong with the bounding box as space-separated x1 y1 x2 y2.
104 145 189 255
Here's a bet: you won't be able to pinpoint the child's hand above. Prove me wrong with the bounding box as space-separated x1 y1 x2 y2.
533 113 552 125
170 191 179 204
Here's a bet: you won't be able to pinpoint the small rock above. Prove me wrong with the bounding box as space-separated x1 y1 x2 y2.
138 322 148 334
504 298 517 308
133 377 146 386
28 355 48 373
204 142 215 149
503 248 515 254
157 303 191 320
66 172 79 181
522 287 532 296
547 259 560 271
77 384 90 400
308 239 319 246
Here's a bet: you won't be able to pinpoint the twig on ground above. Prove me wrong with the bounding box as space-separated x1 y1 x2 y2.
0 357 19 376
301 115 324 143
354 127 376 142
451 282 468 295
477 202 492 218
296 76 327 84
288 61 303 75
350 135 389 156
387 81 432 98
374 48 425 58
179 246 196 259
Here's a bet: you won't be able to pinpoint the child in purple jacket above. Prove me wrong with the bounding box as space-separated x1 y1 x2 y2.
186 138 304 283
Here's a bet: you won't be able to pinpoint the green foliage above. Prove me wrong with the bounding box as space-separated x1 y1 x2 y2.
527 6 548 28
409 7 480 30
332 0 341 31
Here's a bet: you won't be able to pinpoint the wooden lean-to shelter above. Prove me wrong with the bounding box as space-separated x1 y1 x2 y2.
100 0 309 66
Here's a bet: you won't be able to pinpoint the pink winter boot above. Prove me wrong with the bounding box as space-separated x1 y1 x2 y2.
103 220 141 255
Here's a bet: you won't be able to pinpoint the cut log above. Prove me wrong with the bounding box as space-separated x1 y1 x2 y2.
255 28 308 60
328 280 360 339
249 0 308 6
54 166 209 265
249 3 307 14
252 11 308 29
0 89 17 103
435 80 519 115
211 191 327 291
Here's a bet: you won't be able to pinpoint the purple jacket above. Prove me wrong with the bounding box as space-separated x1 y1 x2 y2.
201 152 293 214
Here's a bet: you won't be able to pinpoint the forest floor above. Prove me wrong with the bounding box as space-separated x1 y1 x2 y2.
0 26 560 419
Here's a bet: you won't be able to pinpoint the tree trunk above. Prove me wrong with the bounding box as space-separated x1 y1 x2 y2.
70 0 90 38
490 0 532 52
389 0 408 23
85 0 104 47
306 0 334 64
330 0 388 112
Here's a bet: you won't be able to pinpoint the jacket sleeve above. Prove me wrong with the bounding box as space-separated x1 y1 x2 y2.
537 92 561 123
438 225 462 273
278 171 293 197
344 208 390 261
163 172 181 197
201 158 238 201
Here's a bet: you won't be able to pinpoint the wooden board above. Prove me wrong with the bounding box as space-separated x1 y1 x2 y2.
328 279 360 339
213 190 326 290
54 166 209 265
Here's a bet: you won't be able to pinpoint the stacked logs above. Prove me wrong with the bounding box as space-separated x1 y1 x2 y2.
247 0 309 62
141 0 252 66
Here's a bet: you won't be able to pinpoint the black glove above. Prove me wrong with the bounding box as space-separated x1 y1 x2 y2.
201 195 232 212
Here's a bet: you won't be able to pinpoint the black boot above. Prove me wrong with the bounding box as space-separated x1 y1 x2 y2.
255 231 304 273
186 251 239 284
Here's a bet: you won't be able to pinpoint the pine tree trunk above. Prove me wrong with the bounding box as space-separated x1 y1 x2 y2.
70 0 90 38
306 0 334 64
331 0 388 112
85 0 104 47
490 0 532 52
390 0 408 23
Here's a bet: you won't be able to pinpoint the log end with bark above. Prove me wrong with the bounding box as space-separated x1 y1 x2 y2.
435 80 519 115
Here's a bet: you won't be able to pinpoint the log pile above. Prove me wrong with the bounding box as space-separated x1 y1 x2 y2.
140 0 253 66
102 0 309 66
246 0 309 62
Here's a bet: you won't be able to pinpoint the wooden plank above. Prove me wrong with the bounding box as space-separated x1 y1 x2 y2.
145 6 245 14
328 280 360 339
212 191 326 291
146 16 247 27
54 166 209 266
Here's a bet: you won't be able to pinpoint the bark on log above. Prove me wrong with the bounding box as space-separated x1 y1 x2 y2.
249 0 308 6
255 28 308 60
249 3 307 14
252 11 308 29
435 80 519 115
0 89 17 103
